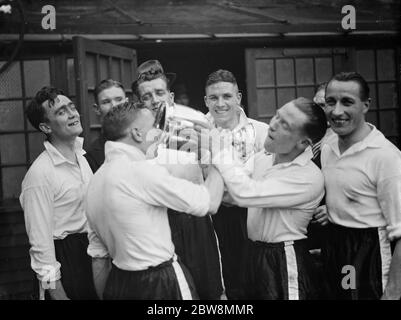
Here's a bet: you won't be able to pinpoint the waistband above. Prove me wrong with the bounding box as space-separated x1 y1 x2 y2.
112 256 176 274
251 238 308 249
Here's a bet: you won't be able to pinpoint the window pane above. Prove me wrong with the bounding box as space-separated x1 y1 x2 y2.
315 57 332 84
295 59 314 85
2 167 26 199
256 89 276 117
28 132 45 162
255 59 275 86
377 49 396 81
277 88 296 108
276 59 294 86
67 58 76 96
297 86 315 100
123 60 133 91
356 50 375 81
111 58 121 81
378 83 397 109
366 111 378 127
99 56 109 81
23 60 50 98
0 61 22 99
86 54 97 88
0 134 26 164
0 101 24 131
380 110 398 137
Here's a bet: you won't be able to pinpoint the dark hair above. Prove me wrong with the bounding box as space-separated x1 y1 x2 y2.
102 101 146 141
132 70 170 96
26 86 64 131
315 82 327 94
328 72 370 101
94 79 125 105
292 97 328 144
205 69 238 90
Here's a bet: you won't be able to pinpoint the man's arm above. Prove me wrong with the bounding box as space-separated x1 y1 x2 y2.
382 239 401 299
20 184 66 299
92 258 111 300
203 165 224 214
87 225 111 299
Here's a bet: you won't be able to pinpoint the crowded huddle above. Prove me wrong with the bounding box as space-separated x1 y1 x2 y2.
19 59 401 300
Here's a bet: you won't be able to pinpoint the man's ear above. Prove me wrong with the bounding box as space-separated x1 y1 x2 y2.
39 122 51 135
362 98 371 115
237 91 242 105
93 104 101 116
130 127 142 143
204 96 208 107
170 91 175 103
124 97 129 103
298 137 313 150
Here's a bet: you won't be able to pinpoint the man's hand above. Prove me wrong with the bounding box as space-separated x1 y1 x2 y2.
312 205 329 226
47 280 70 300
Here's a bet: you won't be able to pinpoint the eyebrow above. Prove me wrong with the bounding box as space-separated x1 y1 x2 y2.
277 110 292 128
54 102 74 113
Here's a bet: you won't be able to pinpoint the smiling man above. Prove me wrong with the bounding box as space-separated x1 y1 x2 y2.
85 79 128 172
20 87 97 300
204 69 268 299
321 72 401 300
210 97 327 299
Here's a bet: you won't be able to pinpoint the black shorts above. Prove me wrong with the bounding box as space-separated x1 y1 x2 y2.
243 239 319 300
168 209 224 299
103 256 198 300
322 223 394 300
44 233 98 300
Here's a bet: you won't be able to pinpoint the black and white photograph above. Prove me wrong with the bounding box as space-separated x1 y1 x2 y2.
0 0 400 308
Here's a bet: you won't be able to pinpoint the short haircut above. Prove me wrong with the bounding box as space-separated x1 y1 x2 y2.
328 72 370 101
132 71 170 96
94 79 125 105
292 97 328 144
315 82 327 94
26 86 64 131
102 101 145 141
205 69 238 90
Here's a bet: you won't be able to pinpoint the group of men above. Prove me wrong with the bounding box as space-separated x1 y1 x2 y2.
19 58 401 300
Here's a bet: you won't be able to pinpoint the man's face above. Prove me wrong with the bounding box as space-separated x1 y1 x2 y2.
95 86 127 120
324 80 369 137
204 82 241 129
137 78 174 114
42 95 82 139
264 101 308 154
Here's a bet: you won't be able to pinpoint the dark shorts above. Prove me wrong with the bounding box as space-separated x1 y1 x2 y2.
322 223 394 300
168 209 223 299
103 256 198 300
243 239 319 300
45 232 98 300
212 204 248 299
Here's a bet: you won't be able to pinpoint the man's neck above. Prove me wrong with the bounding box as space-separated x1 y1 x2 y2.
215 113 240 131
273 148 304 165
338 122 372 154
49 136 78 163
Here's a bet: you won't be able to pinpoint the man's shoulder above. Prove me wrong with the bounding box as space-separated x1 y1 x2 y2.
23 151 54 186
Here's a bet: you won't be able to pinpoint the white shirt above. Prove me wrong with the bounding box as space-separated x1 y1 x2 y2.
86 141 211 271
206 107 269 202
213 147 325 243
321 124 401 241
19 137 92 282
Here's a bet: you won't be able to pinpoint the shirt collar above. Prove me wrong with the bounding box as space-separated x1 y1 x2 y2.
205 107 250 131
265 146 314 168
44 137 85 166
104 141 146 162
326 123 384 157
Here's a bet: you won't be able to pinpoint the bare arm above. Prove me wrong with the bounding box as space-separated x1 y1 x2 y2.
382 238 401 300
92 257 111 300
47 280 69 300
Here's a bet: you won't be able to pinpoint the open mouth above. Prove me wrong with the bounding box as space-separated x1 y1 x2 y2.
331 118 349 126
214 109 230 115
68 121 80 127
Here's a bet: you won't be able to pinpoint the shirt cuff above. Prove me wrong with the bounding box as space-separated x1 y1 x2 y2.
35 261 61 289
387 222 401 242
